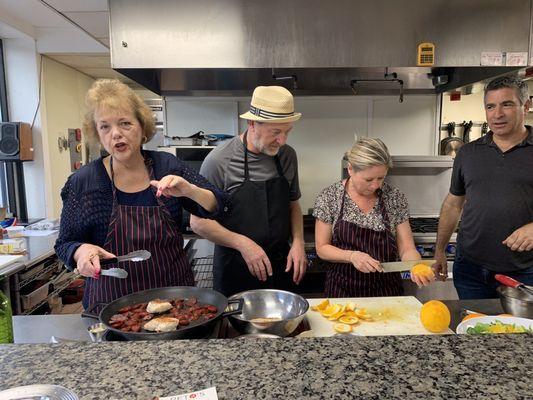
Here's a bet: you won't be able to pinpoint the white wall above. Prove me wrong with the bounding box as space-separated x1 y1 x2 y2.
3 37 46 220
4 39 95 220
165 94 438 212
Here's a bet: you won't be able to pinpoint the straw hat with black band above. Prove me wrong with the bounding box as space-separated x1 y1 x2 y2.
240 86 302 123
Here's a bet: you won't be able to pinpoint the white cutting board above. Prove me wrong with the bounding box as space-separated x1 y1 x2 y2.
306 296 453 337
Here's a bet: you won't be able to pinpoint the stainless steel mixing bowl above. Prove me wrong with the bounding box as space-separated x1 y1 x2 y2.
227 289 309 337
497 286 533 319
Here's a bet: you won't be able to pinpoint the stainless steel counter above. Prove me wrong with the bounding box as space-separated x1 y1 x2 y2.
0 233 58 276
13 314 93 343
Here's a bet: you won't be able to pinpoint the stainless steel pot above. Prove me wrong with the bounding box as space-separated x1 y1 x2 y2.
497 286 533 319
227 289 309 337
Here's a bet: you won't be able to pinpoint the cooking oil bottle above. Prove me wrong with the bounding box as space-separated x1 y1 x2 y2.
0 275 14 343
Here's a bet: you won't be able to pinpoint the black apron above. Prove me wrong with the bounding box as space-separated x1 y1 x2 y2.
213 133 296 296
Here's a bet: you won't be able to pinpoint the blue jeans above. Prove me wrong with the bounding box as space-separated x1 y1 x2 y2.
453 247 533 299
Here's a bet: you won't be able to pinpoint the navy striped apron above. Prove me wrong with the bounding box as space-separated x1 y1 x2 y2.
84 157 194 309
324 178 403 297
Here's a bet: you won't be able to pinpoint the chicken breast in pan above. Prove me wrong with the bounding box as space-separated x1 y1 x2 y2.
146 299 173 314
143 317 180 332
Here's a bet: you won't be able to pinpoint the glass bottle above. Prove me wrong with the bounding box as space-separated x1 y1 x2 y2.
0 275 14 343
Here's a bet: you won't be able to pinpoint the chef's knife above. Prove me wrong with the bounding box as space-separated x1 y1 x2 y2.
381 260 436 273
100 250 151 266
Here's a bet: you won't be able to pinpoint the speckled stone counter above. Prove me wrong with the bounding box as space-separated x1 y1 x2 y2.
1 334 531 399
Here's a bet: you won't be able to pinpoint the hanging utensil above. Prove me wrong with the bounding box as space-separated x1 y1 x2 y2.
481 122 489 136
440 121 464 157
495 274 533 298
462 120 473 143
100 250 151 266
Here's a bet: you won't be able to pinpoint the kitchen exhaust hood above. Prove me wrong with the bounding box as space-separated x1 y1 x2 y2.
109 0 531 95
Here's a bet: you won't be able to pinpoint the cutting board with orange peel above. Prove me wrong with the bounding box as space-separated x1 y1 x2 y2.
305 296 453 336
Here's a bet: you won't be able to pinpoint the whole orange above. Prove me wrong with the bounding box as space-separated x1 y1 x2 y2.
420 300 451 333
410 263 435 278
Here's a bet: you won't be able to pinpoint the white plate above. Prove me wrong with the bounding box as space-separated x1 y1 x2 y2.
456 315 533 334
0 384 78 400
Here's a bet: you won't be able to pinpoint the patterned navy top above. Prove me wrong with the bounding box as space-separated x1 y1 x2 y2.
54 150 229 269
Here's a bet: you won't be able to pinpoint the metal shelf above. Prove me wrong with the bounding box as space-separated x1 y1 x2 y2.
17 259 61 289
21 278 76 315
192 256 213 289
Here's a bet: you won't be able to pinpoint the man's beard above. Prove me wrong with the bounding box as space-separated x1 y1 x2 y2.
252 137 280 156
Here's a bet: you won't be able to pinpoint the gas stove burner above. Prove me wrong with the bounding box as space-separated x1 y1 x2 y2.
409 217 439 233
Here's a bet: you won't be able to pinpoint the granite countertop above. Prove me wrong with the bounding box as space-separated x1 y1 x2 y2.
0 334 531 399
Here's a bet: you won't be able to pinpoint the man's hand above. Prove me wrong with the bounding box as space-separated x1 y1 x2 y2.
286 241 307 284
237 237 272 281
503 223 533 252
432 252 448 282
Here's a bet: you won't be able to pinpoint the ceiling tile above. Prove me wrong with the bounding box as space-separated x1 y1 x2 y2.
0 0 72 28
97 37 110 47
64 11 109 38
42 0 108 12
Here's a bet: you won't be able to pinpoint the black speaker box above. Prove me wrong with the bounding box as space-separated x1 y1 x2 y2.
0 122 34 161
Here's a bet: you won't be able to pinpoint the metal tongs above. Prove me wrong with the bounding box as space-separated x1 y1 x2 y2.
74 250 151 279
100 249 152 266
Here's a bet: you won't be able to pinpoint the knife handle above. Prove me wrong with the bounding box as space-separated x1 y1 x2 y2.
100 257 118 266
494 274 520 289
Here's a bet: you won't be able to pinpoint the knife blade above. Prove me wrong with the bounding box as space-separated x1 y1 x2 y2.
381 260 436 273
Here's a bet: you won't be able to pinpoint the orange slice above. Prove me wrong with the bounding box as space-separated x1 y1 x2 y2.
333 323 352 333
339 316 359 325
311 299 330 311
345 302 357 311
461 313 485 322
321 304 342 317
343 310 357 317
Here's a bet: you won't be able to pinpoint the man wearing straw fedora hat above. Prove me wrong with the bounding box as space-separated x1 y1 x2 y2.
191 86 307 296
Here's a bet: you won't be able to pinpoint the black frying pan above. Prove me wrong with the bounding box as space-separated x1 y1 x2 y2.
82 286 243 340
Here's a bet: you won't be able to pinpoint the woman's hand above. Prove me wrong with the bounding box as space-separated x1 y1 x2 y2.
349 251 383 273
151 175 194 198
73 244 116 278
410 270 435 287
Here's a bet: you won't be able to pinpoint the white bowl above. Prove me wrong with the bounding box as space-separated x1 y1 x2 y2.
456 315 533 334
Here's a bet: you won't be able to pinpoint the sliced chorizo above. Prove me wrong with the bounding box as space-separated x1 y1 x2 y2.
185 297 197 306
